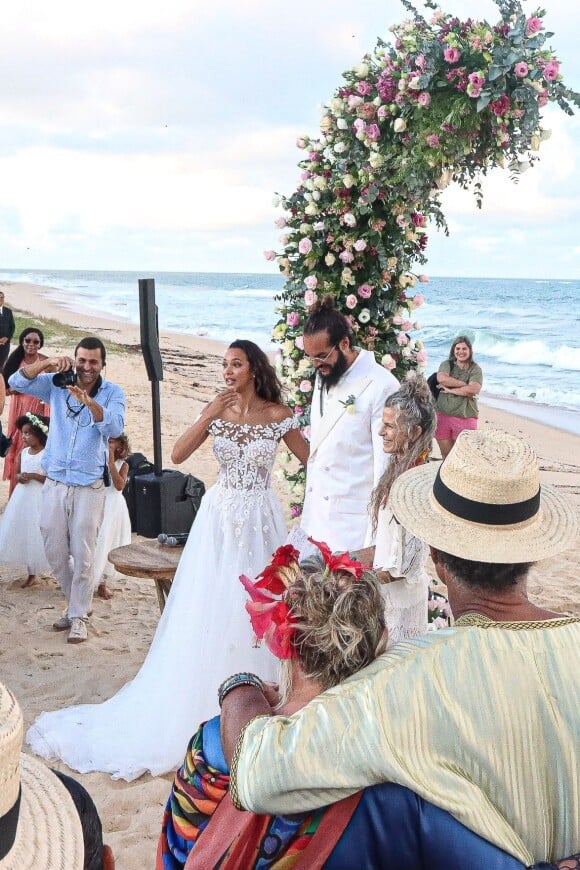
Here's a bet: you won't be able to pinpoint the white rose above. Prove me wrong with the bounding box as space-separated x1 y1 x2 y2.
334 142 346 153
304 203 319 216
314 176 327 190
354 62 369 78
342 174 356 188
358 308 371 324
393 118 407 133
369 153 384 168
312 190 321 201
325 252 336 266
337 118 348 130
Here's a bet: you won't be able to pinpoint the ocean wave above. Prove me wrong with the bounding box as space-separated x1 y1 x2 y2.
478 337 580 371
229 288 277 298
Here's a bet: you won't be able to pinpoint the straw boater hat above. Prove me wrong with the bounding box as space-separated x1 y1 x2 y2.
0 683 84 869
389 429 578 563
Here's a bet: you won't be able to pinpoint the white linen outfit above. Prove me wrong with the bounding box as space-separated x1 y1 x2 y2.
27 417 296 780
301 349 399 551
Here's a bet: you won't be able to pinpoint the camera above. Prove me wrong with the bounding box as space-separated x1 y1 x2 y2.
52 370 77 388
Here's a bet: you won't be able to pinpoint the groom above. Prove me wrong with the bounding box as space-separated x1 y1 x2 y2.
300 296 399 551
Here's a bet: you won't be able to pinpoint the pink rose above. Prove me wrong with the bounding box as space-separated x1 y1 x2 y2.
263 250 277 261
294 405 304 416
302 425 311 441
299 379 313 393
366 124 381 141
543 60 560 81
353 239 367 252
525 16 543 36
348 95 364 108
304 290 316 307
357 81 373 96
286 312 300 327
381 354 396 370
296 137 307 149
444 47 461 64
402 320 413 331
295 336 304 350
396 333 409 346
339 250 354 264
514 62 528 78
298 238 313 255
304 275 318 290
426 133 440 148
274 217 287 229
392 315 403 325
358 284 372 299
345 294 358 309
414 292 426 305
418 91 431 107
290 505 302 518
353 118 366 134
538 88 549 107
416 349 428 364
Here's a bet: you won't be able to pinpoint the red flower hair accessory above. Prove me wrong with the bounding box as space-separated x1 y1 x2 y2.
240 544 301 660
307 537 368 579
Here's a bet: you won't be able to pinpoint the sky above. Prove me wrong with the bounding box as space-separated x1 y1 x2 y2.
1 0 579 279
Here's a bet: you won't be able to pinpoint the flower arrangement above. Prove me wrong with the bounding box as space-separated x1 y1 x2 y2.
339 394 357 414
25 412 49 435
239 540 367 658
266 0 579 514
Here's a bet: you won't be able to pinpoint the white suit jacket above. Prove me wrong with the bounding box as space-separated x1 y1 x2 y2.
300 349 399 551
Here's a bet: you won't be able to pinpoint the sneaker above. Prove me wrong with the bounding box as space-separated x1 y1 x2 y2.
67 617 88 644
53 614 71 631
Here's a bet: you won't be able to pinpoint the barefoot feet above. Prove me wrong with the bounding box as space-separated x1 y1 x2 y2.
97 582 113 600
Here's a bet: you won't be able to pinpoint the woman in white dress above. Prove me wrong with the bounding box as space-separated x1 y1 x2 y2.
93 433 132 600
0 412 51 584
27 340 309 781
367 374 438 644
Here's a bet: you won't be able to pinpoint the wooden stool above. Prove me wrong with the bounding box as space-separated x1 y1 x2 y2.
108 540 184 613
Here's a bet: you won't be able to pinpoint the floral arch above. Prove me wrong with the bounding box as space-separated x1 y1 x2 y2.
265 0 579 513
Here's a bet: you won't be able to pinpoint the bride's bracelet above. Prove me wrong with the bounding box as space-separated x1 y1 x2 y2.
218 672 265 708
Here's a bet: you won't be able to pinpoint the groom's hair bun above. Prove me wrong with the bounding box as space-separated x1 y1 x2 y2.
304 295 353 346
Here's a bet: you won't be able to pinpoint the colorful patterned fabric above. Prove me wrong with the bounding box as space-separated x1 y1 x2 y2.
158 723 229 870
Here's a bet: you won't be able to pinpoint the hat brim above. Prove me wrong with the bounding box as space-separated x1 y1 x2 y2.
1 754 84 870
389 462 579 564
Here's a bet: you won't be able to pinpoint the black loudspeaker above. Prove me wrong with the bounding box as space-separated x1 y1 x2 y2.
139 278 163 382
133 470 205 538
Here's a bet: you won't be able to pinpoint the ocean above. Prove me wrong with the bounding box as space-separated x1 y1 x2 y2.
1 268 579 434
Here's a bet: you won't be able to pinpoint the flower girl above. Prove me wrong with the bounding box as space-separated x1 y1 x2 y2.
0 412 51 585
93 433 132 600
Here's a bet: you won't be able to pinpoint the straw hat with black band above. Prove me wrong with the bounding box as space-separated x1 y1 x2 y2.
388 429 578 564
0 682 84 869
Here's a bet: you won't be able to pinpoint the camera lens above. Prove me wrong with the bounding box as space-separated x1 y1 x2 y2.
52 371 77 388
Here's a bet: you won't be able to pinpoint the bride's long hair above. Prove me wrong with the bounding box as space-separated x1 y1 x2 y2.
370 373 436 535
229 340 283 404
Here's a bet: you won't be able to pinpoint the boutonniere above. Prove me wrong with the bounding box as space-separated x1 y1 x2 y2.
339 394 356 414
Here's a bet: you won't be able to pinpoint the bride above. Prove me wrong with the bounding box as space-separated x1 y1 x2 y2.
27 340 309 781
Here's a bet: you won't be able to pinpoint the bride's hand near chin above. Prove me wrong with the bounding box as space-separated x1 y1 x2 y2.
171 389 238 464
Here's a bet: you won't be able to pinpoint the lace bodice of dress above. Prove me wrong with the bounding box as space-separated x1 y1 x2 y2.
209 417 298 492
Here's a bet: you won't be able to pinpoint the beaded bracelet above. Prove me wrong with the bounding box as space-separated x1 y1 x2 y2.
218 672 265 708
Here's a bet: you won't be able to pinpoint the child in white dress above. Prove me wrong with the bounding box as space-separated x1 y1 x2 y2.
93 433 132 600
0 412 50 585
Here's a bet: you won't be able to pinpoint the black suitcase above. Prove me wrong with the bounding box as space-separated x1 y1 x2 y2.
133 470 205 538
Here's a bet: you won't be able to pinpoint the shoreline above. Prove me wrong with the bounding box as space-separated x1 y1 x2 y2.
3 278 580 436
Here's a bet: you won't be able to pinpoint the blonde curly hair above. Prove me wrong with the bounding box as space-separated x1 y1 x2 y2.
279 555 385 699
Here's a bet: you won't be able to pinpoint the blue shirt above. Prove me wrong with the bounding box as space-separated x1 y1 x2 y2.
9 370 125 486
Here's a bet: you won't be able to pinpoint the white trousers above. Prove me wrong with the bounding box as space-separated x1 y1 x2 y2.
40 478 106 619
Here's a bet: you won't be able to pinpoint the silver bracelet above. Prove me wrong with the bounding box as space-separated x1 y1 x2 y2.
218 672 264 708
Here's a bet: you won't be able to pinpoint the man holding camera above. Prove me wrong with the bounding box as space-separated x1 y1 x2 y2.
8 336 125 643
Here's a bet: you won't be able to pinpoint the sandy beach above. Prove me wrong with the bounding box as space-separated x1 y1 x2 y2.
1 280 579 869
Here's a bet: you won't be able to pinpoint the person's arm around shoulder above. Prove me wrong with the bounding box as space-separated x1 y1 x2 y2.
171 389 238 464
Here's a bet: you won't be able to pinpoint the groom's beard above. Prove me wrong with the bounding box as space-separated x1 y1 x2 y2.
317 347 350 390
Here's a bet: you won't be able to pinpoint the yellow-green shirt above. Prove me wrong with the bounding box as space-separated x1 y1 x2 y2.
232 618 580 864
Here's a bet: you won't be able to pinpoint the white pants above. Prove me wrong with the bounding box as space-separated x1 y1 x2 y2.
40 478 106 619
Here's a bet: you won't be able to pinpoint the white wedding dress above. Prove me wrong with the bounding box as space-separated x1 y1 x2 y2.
27 417 297 781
